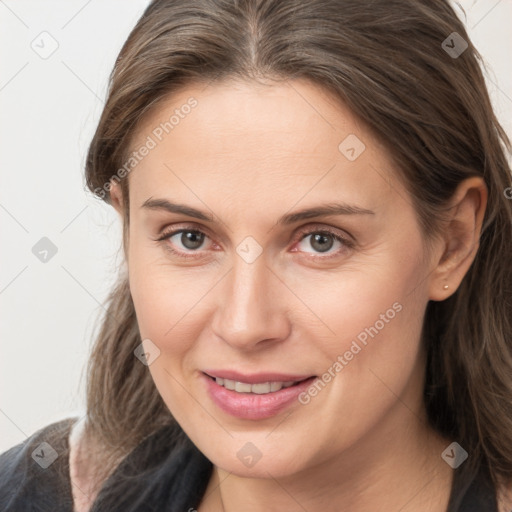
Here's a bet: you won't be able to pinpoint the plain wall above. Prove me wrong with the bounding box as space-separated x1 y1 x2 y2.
1 0 511 453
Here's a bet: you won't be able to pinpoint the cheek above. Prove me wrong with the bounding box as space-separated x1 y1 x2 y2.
129 264 209 345
127 230 209 336
294 240 429 410
128 259 208 423
287 245 426 356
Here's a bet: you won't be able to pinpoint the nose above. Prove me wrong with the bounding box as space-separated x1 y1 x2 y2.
211 252 290 351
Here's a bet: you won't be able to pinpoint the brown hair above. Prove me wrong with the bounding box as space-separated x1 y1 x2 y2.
81 0 512 500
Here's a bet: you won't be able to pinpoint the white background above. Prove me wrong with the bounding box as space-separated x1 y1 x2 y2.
1 0 511 453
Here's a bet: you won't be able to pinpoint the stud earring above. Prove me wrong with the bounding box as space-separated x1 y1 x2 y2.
443 284 449 290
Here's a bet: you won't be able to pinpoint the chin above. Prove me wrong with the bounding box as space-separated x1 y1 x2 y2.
200 437 310 479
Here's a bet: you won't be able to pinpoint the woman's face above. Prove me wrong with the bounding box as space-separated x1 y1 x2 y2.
117 78 442 478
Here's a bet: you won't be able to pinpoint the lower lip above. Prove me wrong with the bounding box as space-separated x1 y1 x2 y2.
202 373 317 420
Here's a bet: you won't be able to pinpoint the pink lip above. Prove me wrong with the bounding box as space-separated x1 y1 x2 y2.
201 372 317 420
203 369 313 384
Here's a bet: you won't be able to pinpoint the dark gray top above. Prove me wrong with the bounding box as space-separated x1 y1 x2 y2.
0 417 499 511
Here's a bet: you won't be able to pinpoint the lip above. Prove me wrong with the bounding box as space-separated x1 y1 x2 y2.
201 371 317 420
203 369 313 384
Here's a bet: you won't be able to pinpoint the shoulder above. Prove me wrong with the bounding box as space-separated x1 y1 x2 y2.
0 416 79 512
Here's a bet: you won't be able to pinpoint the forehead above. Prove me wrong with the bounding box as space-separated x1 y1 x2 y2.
126 78 401 215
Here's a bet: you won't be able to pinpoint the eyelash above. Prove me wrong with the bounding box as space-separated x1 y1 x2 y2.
153 224 354 261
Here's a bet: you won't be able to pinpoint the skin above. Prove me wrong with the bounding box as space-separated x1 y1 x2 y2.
108 78 487 511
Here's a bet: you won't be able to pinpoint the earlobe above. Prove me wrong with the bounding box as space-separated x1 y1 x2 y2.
428 177 487 302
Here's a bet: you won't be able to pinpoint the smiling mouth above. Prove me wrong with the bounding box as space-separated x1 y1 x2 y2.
204 374 314 394
202 373 318 419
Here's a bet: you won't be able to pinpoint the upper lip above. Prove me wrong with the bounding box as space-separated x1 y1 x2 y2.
203 370 315 384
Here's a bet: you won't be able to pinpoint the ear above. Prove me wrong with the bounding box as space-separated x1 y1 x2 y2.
108 179 130 264
109 180 124 218
428 176 488 301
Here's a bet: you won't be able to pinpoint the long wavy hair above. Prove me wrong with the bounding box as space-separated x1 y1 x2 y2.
77 0 512 501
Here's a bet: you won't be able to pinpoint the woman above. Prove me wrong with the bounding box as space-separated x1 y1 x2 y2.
1 0 511 511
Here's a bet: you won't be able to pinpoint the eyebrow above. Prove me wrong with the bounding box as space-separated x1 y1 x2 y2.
140 197 375 225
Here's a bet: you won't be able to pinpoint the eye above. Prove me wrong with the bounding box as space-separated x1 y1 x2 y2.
293 226 354 259
155 227 213 259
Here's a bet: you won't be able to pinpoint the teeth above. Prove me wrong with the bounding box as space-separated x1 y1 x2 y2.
270 381 283 392
215 377 298 394
235 381 252 393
